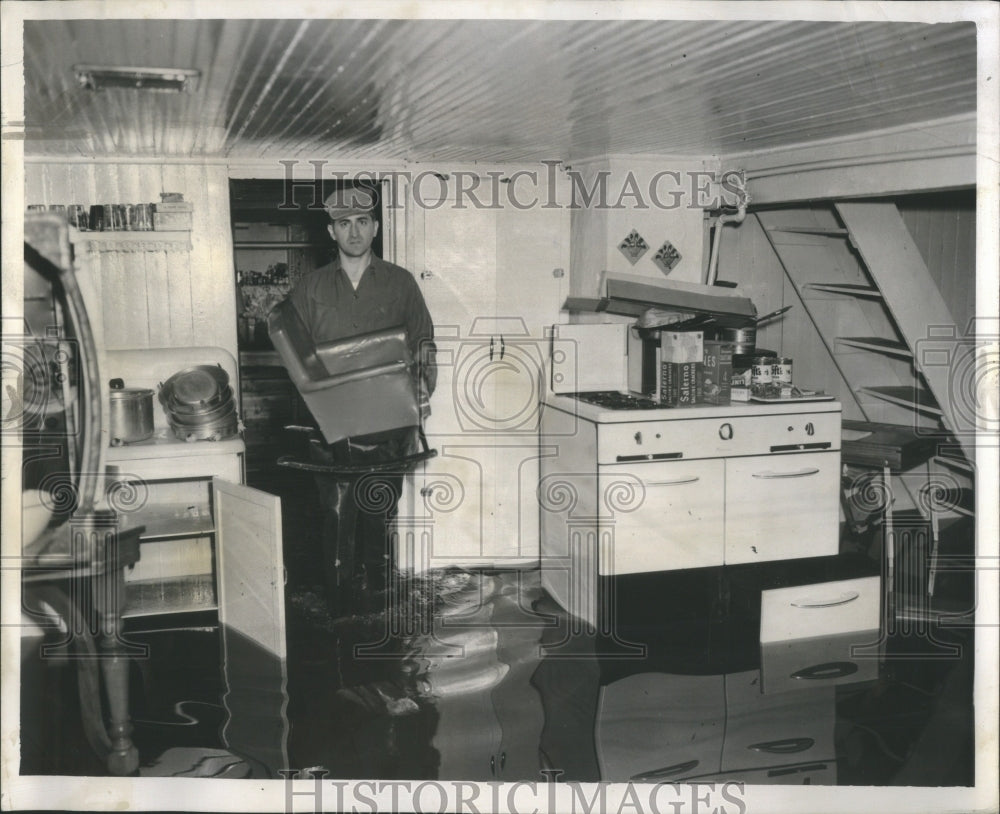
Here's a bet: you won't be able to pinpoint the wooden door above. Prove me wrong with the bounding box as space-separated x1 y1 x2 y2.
214 479 288 776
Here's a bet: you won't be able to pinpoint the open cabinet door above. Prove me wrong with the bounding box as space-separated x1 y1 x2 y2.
213 478 289 776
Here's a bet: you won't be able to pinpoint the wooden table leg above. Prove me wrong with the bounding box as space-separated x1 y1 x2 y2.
95 557 139 775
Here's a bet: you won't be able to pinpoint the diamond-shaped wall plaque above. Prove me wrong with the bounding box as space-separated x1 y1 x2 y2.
653 240 682 274
618 229 649 265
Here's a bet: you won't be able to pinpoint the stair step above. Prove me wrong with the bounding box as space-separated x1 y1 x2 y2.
772 226 850 237
934 450 975 474
836 336 912 358
802 282 882 298
858 385 943 416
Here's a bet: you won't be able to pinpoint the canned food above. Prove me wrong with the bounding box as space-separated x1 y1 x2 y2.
771 357 793 384
751 356 773 386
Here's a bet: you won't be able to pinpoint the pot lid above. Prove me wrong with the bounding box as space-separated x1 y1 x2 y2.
160 364 230 407
109 387 154 399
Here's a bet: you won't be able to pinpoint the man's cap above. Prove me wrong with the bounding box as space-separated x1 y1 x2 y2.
324 186 377 219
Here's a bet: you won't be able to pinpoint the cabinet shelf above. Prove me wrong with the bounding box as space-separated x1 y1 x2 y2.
857 385 943 416
802 283 882 298
121 505 215 541
122 574 217 618
835 336 912 358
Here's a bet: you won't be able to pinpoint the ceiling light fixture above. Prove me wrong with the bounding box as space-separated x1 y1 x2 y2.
73 64 201 93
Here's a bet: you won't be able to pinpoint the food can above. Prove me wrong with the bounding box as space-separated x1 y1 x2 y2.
771 357 793 384
751 356 773 386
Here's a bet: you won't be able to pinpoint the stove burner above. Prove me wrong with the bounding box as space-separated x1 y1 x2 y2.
572 391 663 410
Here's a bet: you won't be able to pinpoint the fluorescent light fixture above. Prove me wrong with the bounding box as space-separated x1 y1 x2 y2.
73 64 201 92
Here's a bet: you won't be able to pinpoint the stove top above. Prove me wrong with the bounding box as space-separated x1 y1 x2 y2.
571 391 663 410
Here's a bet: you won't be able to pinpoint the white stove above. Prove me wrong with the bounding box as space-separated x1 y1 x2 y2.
538 391 843 626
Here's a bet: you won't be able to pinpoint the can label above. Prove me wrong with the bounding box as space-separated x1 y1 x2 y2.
771 358 793 384
751 358 773 386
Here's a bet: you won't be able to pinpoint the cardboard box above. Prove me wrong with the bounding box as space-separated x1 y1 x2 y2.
153 211 193 231
702 340 734 405
658 331 703 405
660 361 703 406
660 330 703 363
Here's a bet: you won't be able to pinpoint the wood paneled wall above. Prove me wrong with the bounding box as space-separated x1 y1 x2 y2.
896 191 976 333
24 162 237 359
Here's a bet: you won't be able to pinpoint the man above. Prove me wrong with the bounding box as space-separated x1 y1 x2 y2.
285 184 436 615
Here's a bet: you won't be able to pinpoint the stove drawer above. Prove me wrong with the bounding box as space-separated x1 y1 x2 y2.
724 451 840 564
596 412 840 464
598 459 725 574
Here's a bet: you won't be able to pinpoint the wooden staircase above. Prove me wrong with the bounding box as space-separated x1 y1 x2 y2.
755 201 976 559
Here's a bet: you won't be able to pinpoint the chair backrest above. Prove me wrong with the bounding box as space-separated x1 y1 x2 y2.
267 299 327 384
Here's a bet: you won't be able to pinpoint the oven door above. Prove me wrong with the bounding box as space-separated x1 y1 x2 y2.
598 459 724 575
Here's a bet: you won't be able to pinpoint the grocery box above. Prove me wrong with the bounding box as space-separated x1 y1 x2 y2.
702 340 734 405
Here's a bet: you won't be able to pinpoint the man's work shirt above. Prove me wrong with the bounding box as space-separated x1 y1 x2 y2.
288 255 437 397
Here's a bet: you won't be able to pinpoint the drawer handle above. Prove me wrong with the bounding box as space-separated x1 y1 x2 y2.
751 467 820 479
631 758 699 781
646 477 700 486
791 590 860 608
748 737 815 754
791 661 859 680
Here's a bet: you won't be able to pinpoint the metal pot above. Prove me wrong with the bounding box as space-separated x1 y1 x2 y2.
109 379 154 445
705 306 793 356
709 324 757 355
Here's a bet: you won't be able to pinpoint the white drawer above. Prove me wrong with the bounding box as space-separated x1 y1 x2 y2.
724 451 841 564
597 673 725 782
723 670 835 770
761 576 882 643
597 411 841 464
761 631 881 695
598 459 725 574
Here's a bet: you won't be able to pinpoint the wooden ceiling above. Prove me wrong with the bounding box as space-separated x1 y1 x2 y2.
22 17 977 162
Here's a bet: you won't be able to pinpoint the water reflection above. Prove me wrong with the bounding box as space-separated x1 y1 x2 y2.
32 566 968 783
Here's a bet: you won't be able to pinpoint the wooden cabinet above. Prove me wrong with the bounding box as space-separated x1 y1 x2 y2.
400 174 569 570
103 443 289 774
428 587 546 781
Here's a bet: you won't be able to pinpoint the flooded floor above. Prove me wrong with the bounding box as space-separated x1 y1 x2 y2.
20 472 976 786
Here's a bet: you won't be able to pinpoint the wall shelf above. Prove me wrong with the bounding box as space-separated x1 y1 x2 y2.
70 228 192 252
234 242 324 249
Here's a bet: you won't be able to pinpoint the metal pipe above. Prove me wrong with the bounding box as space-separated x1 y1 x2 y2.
706 171 750 286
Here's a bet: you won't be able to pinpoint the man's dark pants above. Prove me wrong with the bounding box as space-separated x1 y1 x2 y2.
309 426 418 614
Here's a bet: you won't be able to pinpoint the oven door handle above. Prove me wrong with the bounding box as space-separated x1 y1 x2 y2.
645 476 701 486
751 467 820 479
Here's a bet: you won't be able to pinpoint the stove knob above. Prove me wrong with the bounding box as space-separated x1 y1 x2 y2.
719 422 734 440
806 422 815 436
634 431 643 444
